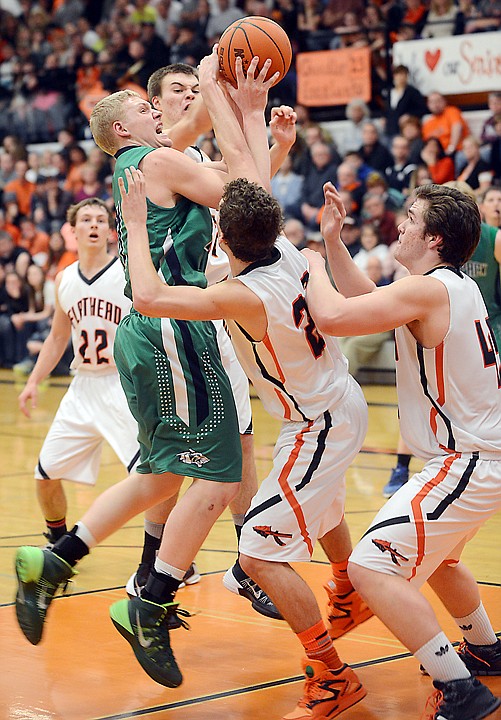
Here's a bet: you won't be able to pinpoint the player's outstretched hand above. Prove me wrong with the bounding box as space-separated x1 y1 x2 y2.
225 55 279 114
321 181 346 245
118 167 147 228
19 381 37 419
198 45 220 88
270 105 297 148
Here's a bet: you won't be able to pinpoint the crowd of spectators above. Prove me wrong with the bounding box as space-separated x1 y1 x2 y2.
0 0 500 377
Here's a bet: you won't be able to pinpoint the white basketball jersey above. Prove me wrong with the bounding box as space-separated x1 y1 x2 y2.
58 257 131 373
227 236 351 422
396 266 501 460
185 145 229 286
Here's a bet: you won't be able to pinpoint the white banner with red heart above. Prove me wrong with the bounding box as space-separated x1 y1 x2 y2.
393 32 501 96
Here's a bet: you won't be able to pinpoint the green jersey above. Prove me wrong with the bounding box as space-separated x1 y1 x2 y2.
113 146 212 299
462 222 501 345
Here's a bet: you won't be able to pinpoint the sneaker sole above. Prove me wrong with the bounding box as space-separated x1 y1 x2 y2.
109 600 183 688
223 569 283 621
15 546 46 645
420 662 501 678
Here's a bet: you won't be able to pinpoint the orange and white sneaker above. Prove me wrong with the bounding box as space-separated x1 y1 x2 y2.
283 658 366 720
325 581 374 639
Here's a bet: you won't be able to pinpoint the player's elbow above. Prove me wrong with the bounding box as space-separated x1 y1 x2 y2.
132 289 158 317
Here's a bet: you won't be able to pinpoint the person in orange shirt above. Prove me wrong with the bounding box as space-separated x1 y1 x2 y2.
420 136 456 184
3 159 36 217
422 92 470 157
17 217 50 263
43 230 77 283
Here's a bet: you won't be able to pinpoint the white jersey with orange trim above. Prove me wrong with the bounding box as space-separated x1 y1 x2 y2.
58 257 131 373
396 266 501 461
227 235 351 422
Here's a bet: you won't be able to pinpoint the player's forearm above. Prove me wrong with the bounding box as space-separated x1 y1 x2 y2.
324 232 376 298
270 141 292 178
201 79 262 186
242 109 271 192
306 263 348 335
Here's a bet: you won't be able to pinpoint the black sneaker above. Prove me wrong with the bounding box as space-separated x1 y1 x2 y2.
126 562 201 598
109 596 190 687
223 561 283 620
423 676 501 720
15 546 74 645
457 639 501 676
420 639 501 677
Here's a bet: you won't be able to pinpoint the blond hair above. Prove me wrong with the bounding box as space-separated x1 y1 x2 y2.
90 89 140 156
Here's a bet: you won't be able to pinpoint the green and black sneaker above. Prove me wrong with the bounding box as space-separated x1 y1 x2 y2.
109 596 190 688
15 546 74 645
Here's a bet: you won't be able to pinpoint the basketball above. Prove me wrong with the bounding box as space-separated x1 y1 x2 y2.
217 16 292 88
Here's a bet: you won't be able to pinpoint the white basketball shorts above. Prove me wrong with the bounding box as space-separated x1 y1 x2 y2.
239 378 368 563
350 452 501 586
214 319 252 434
35 369 140 485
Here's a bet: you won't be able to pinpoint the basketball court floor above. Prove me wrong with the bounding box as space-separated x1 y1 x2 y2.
0 370 499 720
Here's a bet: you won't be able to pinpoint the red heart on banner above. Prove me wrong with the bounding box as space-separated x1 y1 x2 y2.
425 49 441 71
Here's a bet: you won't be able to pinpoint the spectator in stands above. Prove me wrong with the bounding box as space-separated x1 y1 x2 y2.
464 0 501 32
129 0 157 26
489 113 501 185
300 140 339 231
297 0 330 51
169 22 210 66
31 175 73 234
478 185 501 229
0 152 16 197
283 217 308 249
420 136 456 184
361 191 399 246
140 20 171 69
0 269 30 367
0 207 20 245
336 161 365 216
353 221 392 276
456 135 493 190
365 171 405 211
337 254 394 379
3 159 36 217
270 155 304 220
421 0 459 37
385 65 427 139
340 215 362 257
205 0 245 44
63 144 87 197
398 114 424 165
12 262 55 376
72 163 108 203
358 121 393 175
337 98 371 157
407 163 434 195
480 91 501 154
385 134 417 196
422 91 470 158
343 148 375 185
155 0 183 44
17 217 50 266
43 230 78 284
397 0 428 39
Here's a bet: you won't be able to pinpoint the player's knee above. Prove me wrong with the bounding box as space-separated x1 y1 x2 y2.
239 553 263 580
347 559 369 592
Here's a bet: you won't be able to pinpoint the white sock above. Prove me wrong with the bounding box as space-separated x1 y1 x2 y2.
74 522 97 550
144 519 164 539
454 603 498 646
154 557 185 581
415 632 471 682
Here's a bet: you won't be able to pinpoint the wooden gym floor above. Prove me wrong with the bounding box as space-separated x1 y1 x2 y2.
0 369 499 720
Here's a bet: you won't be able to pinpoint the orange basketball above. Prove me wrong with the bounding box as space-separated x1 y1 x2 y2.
217 16 292 88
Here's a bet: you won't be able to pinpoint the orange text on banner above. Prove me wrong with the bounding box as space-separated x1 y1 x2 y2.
297 47 371 107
